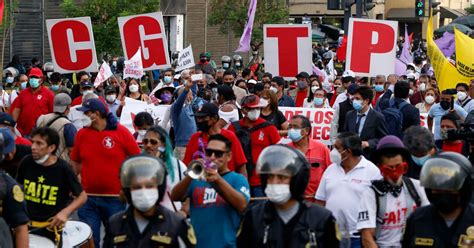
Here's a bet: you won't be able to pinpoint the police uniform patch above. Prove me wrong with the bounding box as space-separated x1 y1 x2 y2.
415 237 434 246
335 221 341 241
151 234 172 244
458 226 474 246
113 235 127 244
12 185 24 202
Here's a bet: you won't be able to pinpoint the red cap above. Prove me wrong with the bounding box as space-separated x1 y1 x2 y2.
28 67 43 78
241 94 268 109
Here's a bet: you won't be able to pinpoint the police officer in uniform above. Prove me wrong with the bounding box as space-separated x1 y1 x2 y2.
103 155 196 247
402 152 474 247
0 128 29 248
237 145 340 248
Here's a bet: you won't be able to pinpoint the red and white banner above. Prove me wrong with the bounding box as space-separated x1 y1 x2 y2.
123 48 144 79
120 97 170 134
46 17 98 73
346 18 398 77
280 107 334 145
118 12 171 71
264 24 312 80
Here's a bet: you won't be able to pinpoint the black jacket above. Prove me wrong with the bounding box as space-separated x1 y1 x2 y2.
103 206 196 248
237 200 339 248
379 95 421 132
402 204 474 248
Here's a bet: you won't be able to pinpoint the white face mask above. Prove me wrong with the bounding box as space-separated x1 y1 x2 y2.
311 86 319 94
82 90 94 96
330 148 344 166
137 130 147 141
419 83 426 92
34 154 50 164
269 86 278 94
131 188 159 212
129 84 139 93
457 91 467 101
246 109 260 121
409 89 414 96
106 94 116 103
425 95 435 104
265 184 291 205
82 116 92 127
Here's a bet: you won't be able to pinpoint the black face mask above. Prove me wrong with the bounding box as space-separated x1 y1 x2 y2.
196 120 211 132
440 100 450 110
428 193 461 214
200 58 207 63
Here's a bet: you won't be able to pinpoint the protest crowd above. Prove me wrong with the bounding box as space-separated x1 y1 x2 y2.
1 8 474 248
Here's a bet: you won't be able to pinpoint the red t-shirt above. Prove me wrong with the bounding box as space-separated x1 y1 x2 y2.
287 139 331 199
442 142 464 154
14 86 54 136
228 118 281 186
71 124 141 195
183 129 247 171
15 136 31 146
295 89 308 107
71 95 106 107
372 91 384 106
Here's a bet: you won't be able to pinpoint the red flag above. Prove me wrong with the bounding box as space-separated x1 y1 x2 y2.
336 35 348 62
0 0 4 26
409 32 413 44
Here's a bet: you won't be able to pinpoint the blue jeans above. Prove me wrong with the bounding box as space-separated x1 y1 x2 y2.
78 196 126 248
250 186 265 197
351 237 362 248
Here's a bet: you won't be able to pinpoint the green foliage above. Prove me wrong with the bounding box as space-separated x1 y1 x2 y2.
1 0 18 72
61 0 160 57
208 0 288 51
466 6 474 15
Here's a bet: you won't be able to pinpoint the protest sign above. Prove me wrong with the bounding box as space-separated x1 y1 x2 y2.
175 45 195 72
346 18 398 77
94 61 113 87
118 12 171 70
454 29 474 78
120 97 170 134
46 17 98 73
123 48 144 79
264 24 312 80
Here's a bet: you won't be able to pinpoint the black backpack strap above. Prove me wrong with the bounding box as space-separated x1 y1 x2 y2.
45 114 67 128
249 121 272 132
232 120 242 132
402 176 422 207
462 98 472 108
177 159 182 181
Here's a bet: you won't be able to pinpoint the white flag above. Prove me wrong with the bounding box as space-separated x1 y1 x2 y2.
123 48 144 79
94 61 113 87
175 45 195 72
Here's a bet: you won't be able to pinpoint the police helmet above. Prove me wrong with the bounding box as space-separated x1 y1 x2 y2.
232 55 242 62
221 55 231 63
323 52 333 60
3 67 18 78
43 62 54 72
120 155 167 203
256 145 310 200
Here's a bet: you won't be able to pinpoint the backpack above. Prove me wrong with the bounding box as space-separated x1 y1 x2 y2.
232 121 272 178
381 99 408 138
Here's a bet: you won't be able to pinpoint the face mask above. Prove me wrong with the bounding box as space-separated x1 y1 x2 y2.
160 93 172 103
322 83 332 93
246 109 260 121
50 85 60 91
196 120 211 132
409 89 414 96
311 86 319 93
374 85 384 92
440 100 450 110
163 76 172 84
82 116 92 127
29 78 40 88
106 94 117 103
129 84 139 93
457 91 467 101
336 86 345 94
425 95 435 104
270 86 278 94
137 130 147 139
419 83 426 92
313 97 324 106
411 154 430 167
131 188 159 212
223 63 229 69
330 149 345 166
34 154 50 164
21 82 27 89
297 81 307 90
352 99 363 111
265 184 291 205
6 77 13 84
428 193 461 214
112 61 117 67
82 90 93 96
200 58 207 63
380 163 407 182
235 62 241 67
288 128 304 142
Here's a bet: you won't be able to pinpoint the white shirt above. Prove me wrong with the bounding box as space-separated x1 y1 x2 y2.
315 157 381 237
68 105 87 130
160 159 187 211
356 178 429 247
333 91 348 108
0 90 10 109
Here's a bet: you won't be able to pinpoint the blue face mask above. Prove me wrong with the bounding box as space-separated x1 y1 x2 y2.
288 128 304 142
163 76 172 84
21 82 27 89
352 99 363 111
50 85 60 91
411 154 430 167
374 85 384 92
29 78 40 88
313 97 324 106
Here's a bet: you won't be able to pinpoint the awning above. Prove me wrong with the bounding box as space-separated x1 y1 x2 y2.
386 8 416 20
440 6 466 19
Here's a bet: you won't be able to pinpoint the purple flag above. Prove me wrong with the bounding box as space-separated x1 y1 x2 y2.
434 32 455 58
395 25 413 76
235 0 257 53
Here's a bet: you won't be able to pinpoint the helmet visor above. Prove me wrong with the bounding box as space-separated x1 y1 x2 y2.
120 156 166 188
256 146 306 177
420 157 467 191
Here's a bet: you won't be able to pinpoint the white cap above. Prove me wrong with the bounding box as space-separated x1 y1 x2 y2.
342 70 355 78
247 79 258 85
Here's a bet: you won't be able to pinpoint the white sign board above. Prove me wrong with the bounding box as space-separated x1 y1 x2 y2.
175 45 195 72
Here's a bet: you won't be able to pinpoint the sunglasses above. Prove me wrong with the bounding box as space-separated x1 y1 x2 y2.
142 138 159 146
205 148 227 158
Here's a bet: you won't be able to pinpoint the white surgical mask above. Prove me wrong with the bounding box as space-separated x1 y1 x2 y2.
246 109 260 121
131 188 159 212
330 148 344 166
106 94 116 103
265 184 291 205
311 86 319 94
457 91 467 101
129 84 139 93
425 95 435 104
270 86 278 94
34 154 50 164
82 116 92 127
82 90 93 96
409 89 414 96
419 83 426 92
137 130 147 141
